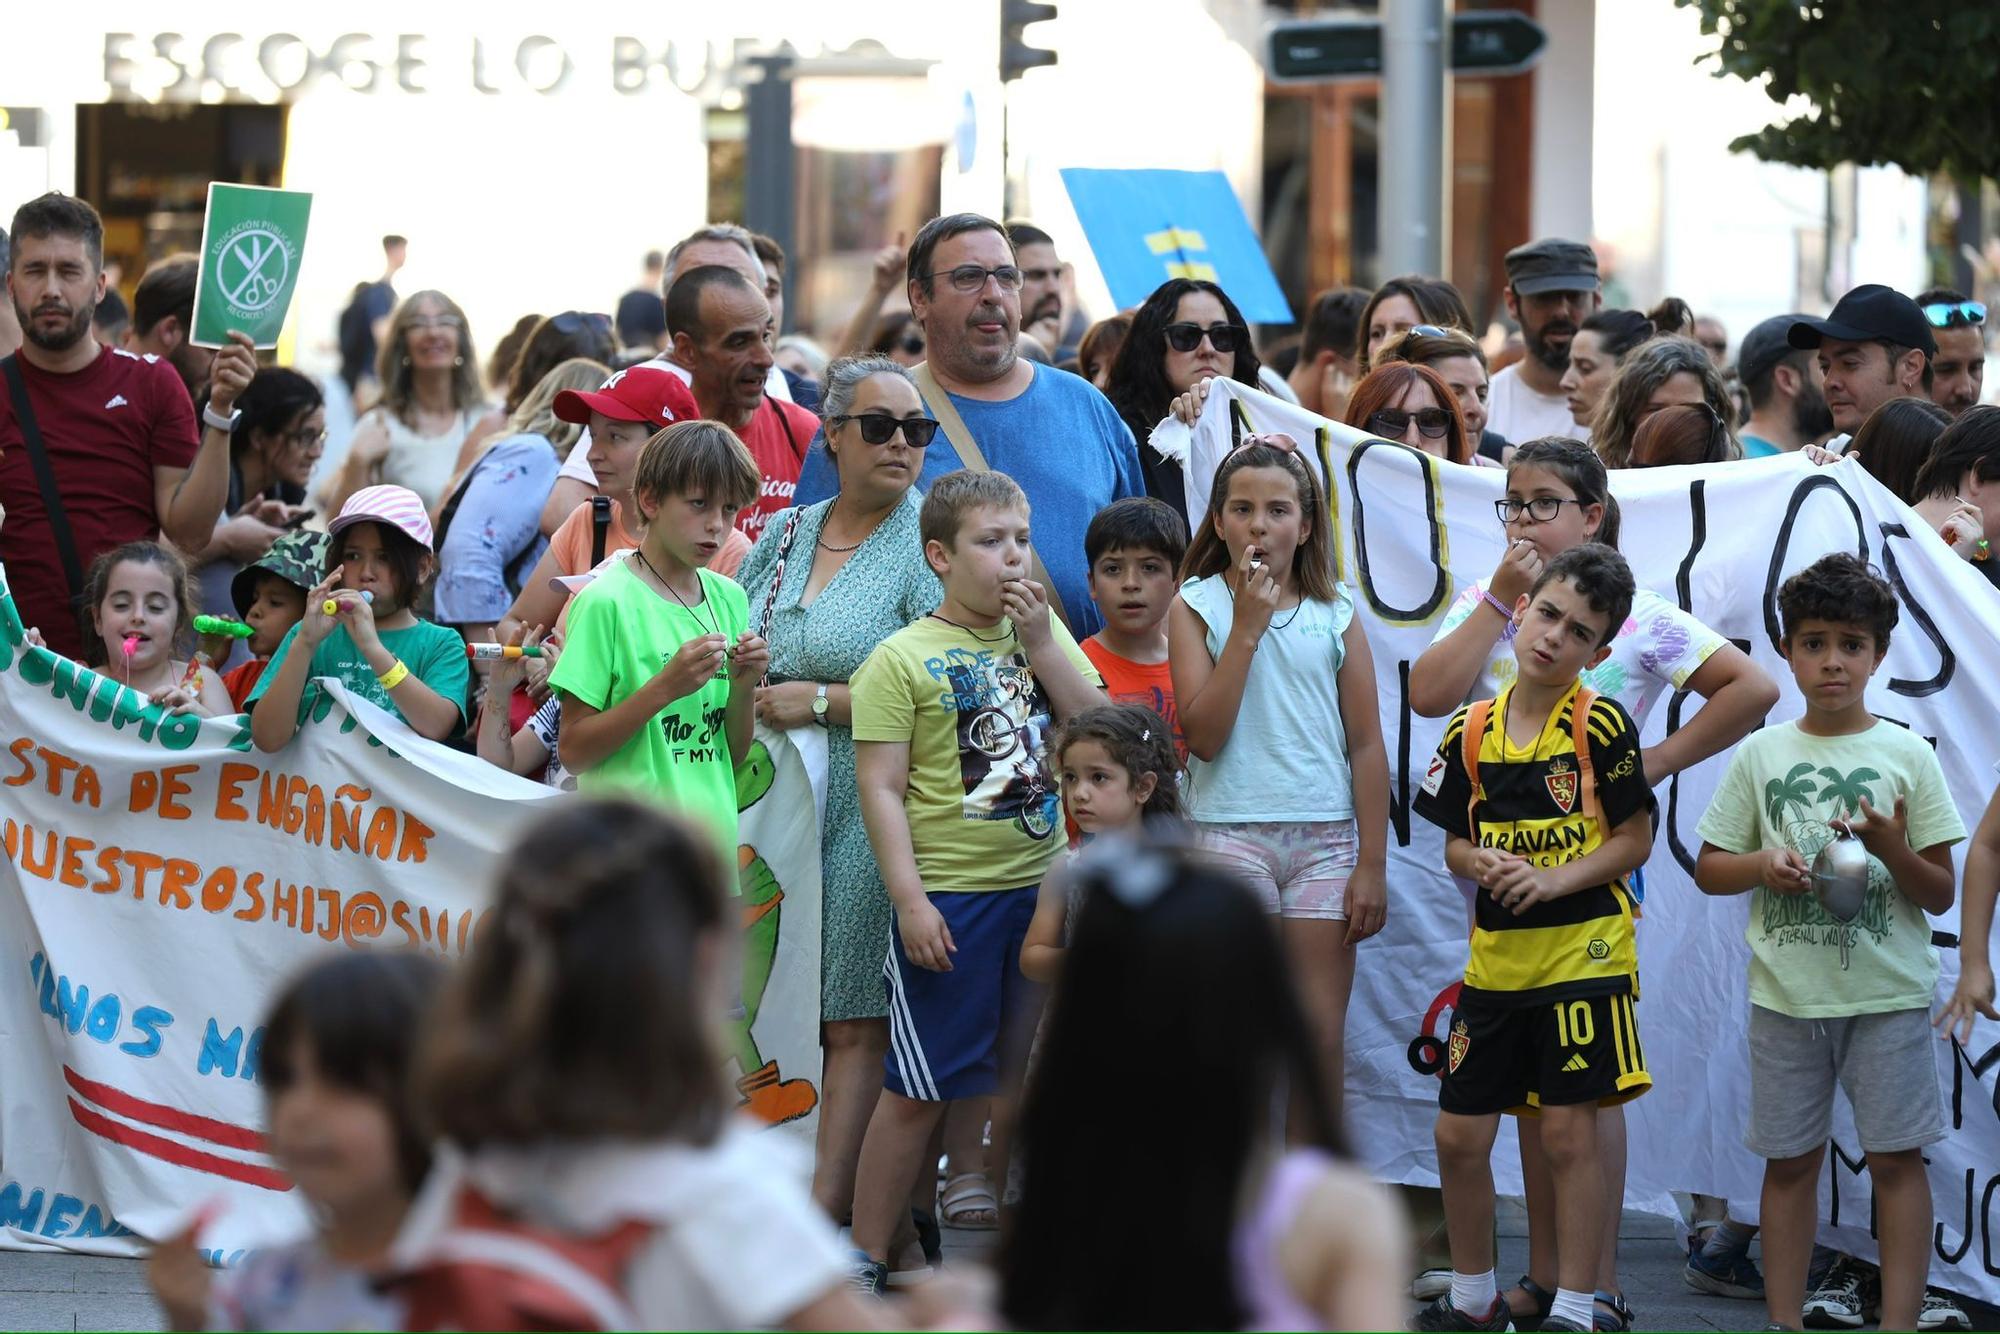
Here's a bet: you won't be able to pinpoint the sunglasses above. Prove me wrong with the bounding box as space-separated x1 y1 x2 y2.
1923 300 1987 329
897 333 926 356
1368 407 1451 440
1164 322 1245 354
827 412 939 447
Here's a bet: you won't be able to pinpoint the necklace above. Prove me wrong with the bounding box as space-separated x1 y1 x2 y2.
816 503 893 554
1226 574 1305 631
928 612 1015 645
635 548 725 673
816 534 865 553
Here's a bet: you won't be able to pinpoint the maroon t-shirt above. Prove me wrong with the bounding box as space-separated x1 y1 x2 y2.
0 344 200 659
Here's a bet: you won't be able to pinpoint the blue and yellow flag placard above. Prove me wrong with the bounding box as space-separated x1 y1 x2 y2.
1060 168 1292 323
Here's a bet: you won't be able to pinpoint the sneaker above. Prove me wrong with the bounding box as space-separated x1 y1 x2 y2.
1917 1288 1972 1332
1412 1268 1455 1301
1413 1295 1516 1331
1683 1237 1766 1299
849 1250 888 1298
1801 1259 1879 1329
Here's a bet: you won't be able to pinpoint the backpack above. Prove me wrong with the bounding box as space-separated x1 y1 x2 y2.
386 1182 656 1331
1460 685 1603 831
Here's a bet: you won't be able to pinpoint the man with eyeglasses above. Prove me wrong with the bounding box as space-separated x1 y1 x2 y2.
1006 220 1069 360
793 213 1145 637
1786 284 1935 445
1488 238 1603 444
1915 288 1986 419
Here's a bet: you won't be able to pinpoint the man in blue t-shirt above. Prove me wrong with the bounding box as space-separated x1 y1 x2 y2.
794 214 1143 637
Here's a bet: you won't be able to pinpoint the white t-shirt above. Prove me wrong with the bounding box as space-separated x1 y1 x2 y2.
396 1121 847 1330
1486 362 1583 444
558 359 792 486
1432 579 1726 725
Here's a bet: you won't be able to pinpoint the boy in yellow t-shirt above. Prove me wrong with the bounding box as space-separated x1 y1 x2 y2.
845 470 1105 1292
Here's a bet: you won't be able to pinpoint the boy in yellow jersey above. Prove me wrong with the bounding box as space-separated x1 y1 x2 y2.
1412 544 1658 1333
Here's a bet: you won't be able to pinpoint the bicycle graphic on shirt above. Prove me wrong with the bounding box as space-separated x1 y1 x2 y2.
946 655 1059 842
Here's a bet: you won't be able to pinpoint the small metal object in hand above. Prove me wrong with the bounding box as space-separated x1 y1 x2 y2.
1811 819 1870 967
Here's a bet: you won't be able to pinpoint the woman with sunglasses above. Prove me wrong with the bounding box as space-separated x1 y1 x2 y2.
1107 278 1265 514
1378 324 1511 462
322 291 491 514
1344 361 1489 466
734 355 946 1237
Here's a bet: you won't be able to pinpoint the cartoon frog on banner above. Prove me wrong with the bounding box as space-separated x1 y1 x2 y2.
730 739 818 1125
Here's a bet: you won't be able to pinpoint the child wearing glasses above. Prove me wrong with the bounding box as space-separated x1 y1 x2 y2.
1409 436 1779 1330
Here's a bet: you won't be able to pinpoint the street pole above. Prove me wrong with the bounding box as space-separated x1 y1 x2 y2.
1380 0 1446 277
744 54 796 332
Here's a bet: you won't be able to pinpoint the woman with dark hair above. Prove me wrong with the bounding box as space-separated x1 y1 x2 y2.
195 367 328 631
1000 843 1405 1331
869 311 926 367
1912 404 2000 588
1344 361 1481 466
1076 314 1132 390
1355 275 1475 374
323 290 491 513
1630 402 1735 467
1106 278 1263 513
1591 335 1740 469
1557 308 1654 438
1848 396 1951 503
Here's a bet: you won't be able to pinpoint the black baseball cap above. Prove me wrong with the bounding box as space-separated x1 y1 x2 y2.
1786 284 1936 357
1736 314 1809 386
1503 238 1600 296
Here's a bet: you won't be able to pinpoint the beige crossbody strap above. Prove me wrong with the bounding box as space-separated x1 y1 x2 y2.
910 362 1073 630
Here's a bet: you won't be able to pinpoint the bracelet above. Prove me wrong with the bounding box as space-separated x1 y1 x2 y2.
1480 588 1519 639
377 659 411 691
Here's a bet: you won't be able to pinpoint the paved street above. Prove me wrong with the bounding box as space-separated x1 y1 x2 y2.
0 1200 1949 1333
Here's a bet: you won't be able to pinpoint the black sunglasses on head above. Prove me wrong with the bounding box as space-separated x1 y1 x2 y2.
827 412 939 447
1164 322 1245 354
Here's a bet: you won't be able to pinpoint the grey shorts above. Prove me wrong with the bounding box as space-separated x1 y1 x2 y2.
1744 1005 1946 1160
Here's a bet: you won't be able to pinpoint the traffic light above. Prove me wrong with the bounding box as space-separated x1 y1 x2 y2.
1000 0 1058 83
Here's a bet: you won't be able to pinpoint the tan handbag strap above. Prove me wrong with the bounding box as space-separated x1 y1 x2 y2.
910 362 1073 630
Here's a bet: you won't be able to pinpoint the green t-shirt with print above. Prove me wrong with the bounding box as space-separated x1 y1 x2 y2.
850 613 1101 894
248 618 470 734
548 560 748 853
1697 719 1965 1018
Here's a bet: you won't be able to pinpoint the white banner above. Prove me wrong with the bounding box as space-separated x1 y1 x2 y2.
0 579 821 1259
1159 382 2000 1303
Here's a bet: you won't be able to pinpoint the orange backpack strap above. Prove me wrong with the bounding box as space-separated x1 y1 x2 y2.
1461 698 1494 835
1569 685 1601 826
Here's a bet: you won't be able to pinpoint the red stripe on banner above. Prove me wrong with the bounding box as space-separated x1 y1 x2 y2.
66 1099 293 1193
62 1065 267 1152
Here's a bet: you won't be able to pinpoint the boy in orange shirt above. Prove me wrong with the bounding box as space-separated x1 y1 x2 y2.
1079 497 1187 758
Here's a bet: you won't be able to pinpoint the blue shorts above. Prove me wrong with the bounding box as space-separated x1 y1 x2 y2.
882 885 1040 1102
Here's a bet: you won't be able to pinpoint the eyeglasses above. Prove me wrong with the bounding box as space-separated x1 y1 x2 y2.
827 413 939 447
1164 322 1245 354
284 427 328 450
1494 497 1586 524
550 311 612 337
1923 300 1987 329
897 333 926 356
405 314 463 332
923 265 1025 294
1368 407 1450 439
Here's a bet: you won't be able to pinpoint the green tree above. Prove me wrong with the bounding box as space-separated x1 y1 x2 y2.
1764 762 1819 827
1814 766 1880 818
1674 1 2000 181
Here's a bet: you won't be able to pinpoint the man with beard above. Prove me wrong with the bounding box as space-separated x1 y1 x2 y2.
1787 284 1935 446
1735 314 1836 456
1006 221 1067 359
662 265 818 541
127 255 213 405
793 213 1144 636
1487 238 1601 442
1916 287 1986 419
0 193 236 660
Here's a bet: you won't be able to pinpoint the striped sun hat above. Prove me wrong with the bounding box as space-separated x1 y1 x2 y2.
330 483 435 550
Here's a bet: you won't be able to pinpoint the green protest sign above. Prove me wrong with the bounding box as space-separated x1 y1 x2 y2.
191 182 312 348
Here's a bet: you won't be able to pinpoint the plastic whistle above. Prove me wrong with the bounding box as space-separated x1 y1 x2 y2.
193 614 255 639
323 590 375 615
121 635 140 657
465 643 544 660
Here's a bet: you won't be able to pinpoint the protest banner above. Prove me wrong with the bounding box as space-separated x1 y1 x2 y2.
0 573 820 1258
1158 381 2000 1305
190 183 313 348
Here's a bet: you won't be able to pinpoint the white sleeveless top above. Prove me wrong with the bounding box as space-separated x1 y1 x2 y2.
378 407 480 510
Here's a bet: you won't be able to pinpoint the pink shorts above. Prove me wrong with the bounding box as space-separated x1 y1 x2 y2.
1200 820 1358 920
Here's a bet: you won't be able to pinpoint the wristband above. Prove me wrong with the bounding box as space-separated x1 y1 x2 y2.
376 659 411 691
1480 588 1519 638
202 403 242 433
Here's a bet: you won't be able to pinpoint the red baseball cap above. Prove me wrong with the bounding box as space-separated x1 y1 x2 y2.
553 365 699 429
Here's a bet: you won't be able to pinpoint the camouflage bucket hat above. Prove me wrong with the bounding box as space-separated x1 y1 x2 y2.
232 529 333 617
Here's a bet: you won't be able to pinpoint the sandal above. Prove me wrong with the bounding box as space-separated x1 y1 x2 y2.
1593 1289 1634 1332
938 1170 1000 1230
1504 1274 1556 1331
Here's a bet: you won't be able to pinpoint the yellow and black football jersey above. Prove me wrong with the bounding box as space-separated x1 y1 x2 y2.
1414 681 1656 1007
